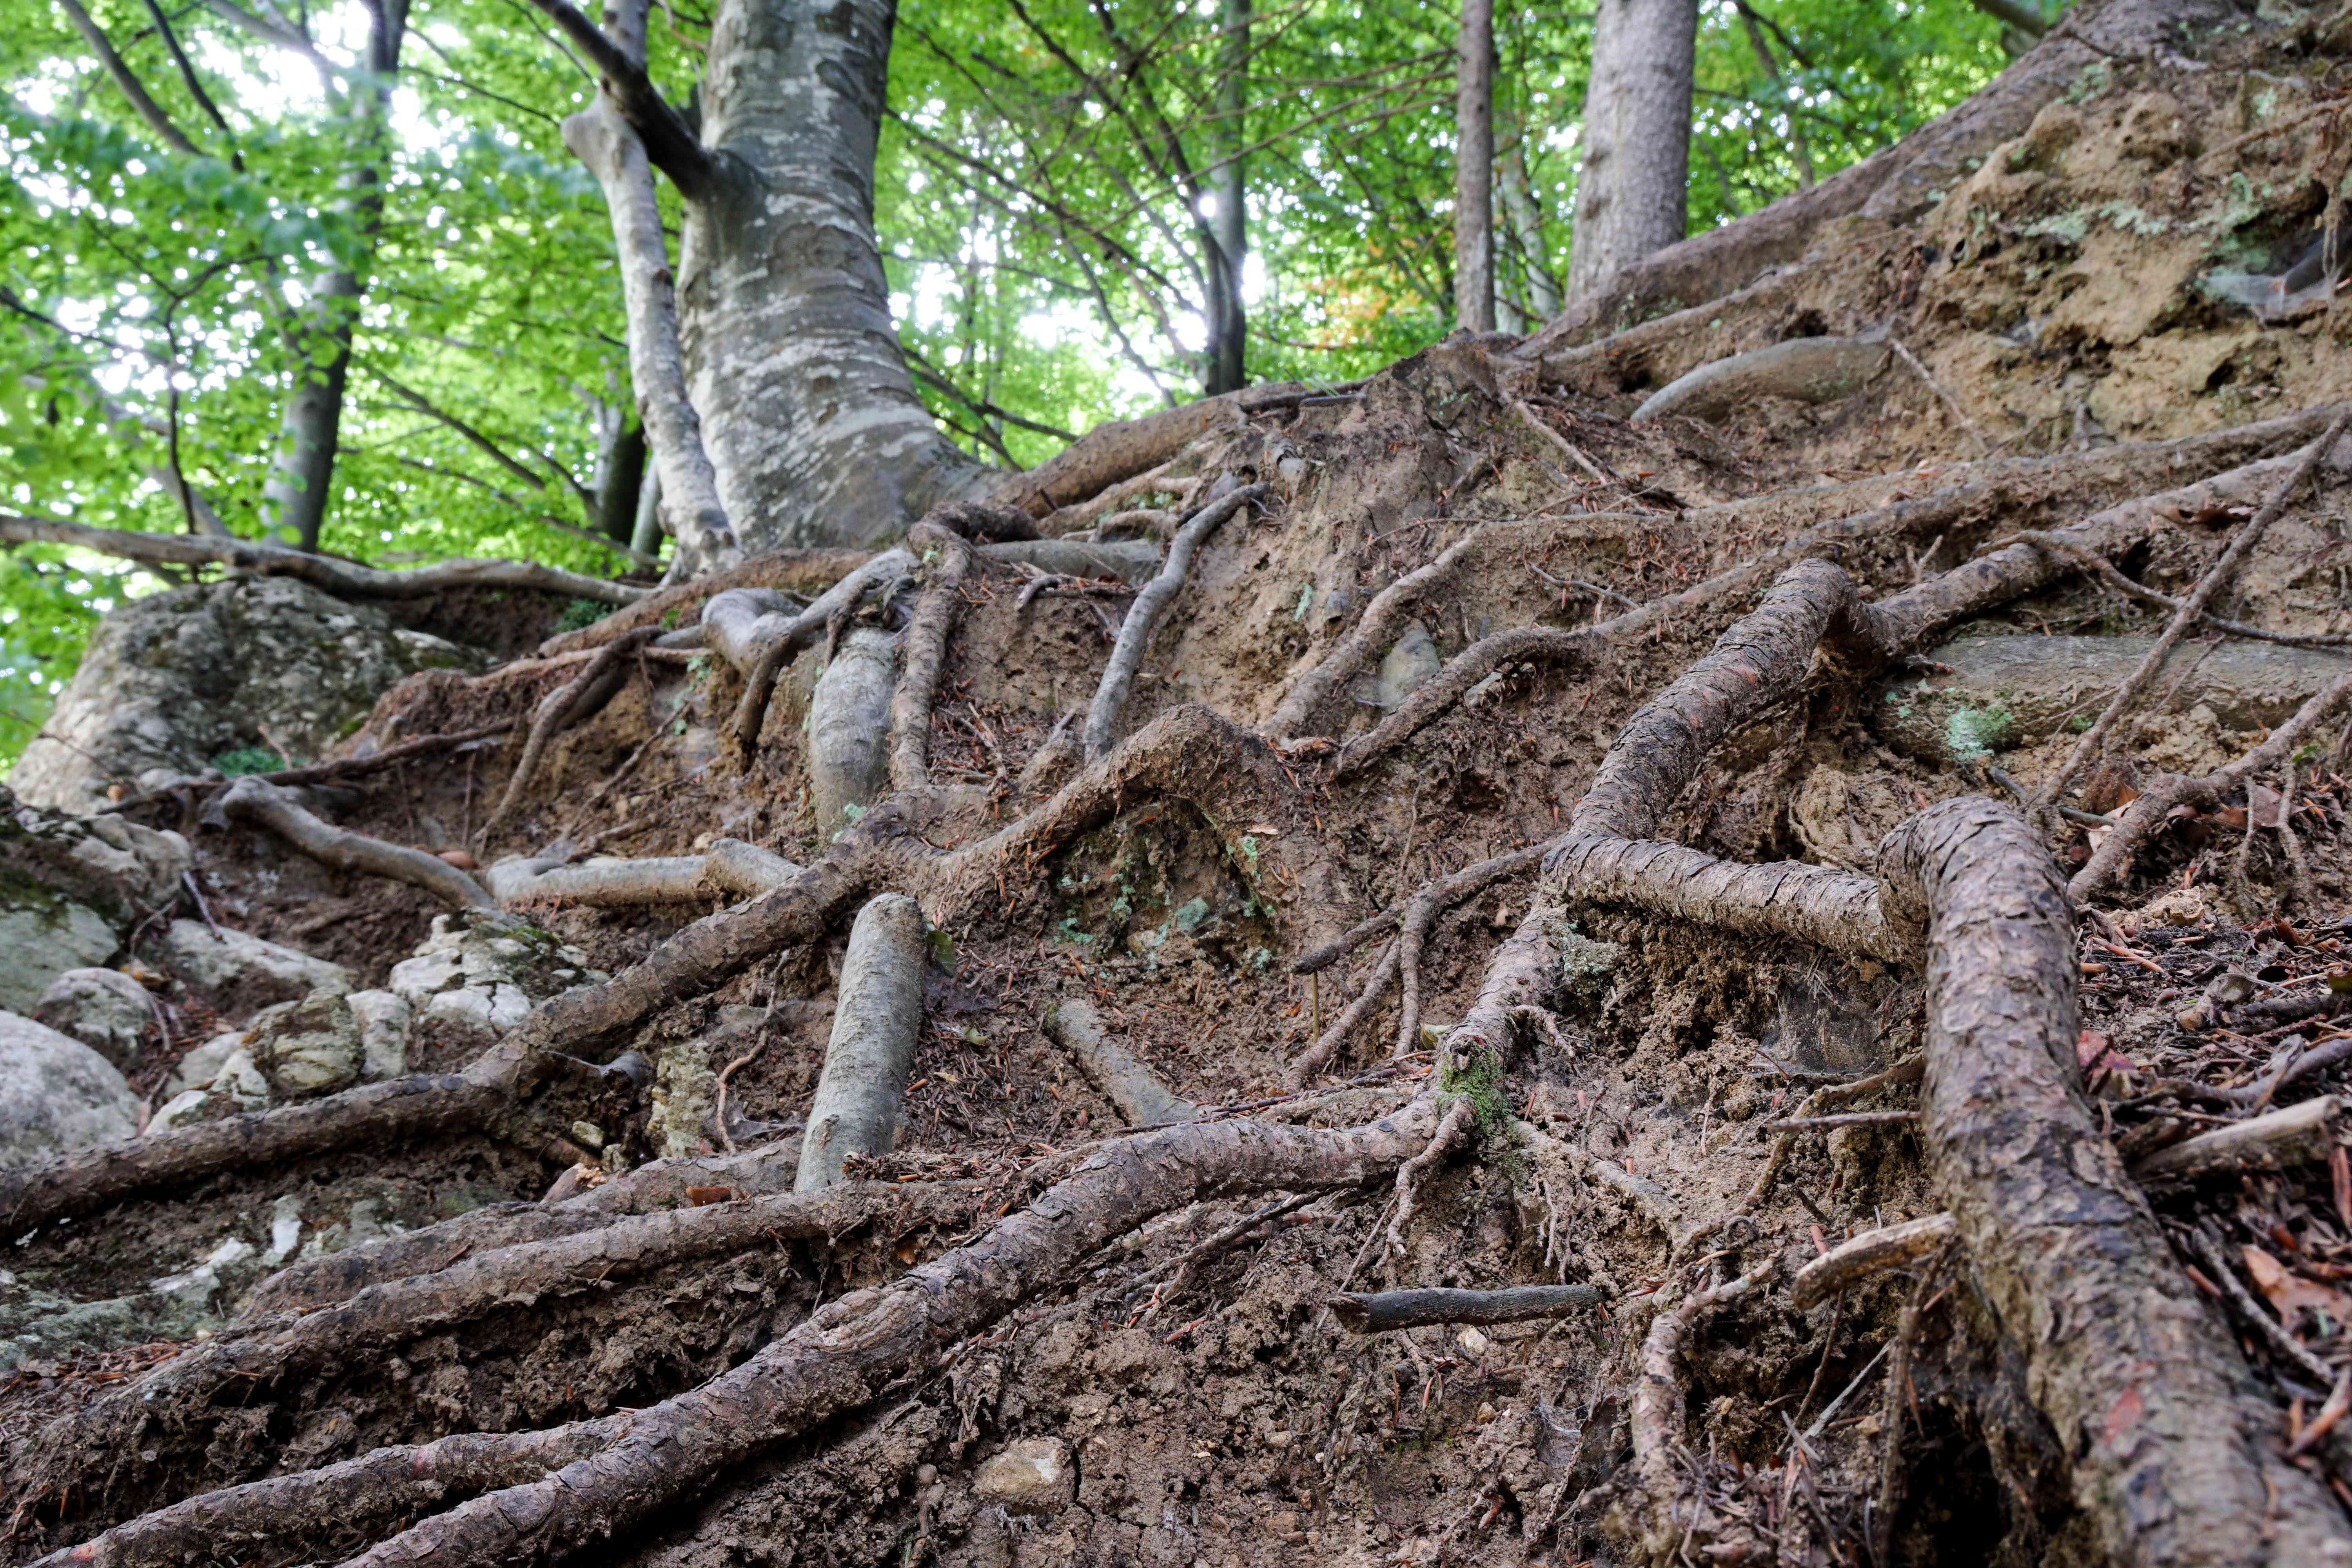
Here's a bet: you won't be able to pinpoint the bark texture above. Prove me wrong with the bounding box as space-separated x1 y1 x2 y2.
681 0 986 550
796 893 928 1191
1563 0 1697 301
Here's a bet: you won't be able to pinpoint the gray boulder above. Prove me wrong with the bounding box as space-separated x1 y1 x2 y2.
10 576 482 813
247 989 364 1099
388 913 604 1038
0 1011 140 1169
0 788 192 1013
347 989 412 1080
33 968 153 1069
159 920 351 1018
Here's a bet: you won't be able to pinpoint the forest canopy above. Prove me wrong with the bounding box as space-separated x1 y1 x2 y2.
2 0 2014 760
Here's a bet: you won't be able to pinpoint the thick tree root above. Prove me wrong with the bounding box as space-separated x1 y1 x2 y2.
887 522 973 792
221 777 495 910
1629 336 1890 424
1084 483 1261 759
806 628 898 837
1044 995 1198 1126
797 894 927 1191
2132 1096 2343 1185
1885 797 2349 1564
537 548 875 656
484 838 801 907
29 1417 635 1568
1328 1283 1602 1332
148 1102 1436 1568
0 1075 506 1234
21 1180 985 1505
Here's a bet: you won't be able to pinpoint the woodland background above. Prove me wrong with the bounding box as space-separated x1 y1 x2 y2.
2 0 2018 758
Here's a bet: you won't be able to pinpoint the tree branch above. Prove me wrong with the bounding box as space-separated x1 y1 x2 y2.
523 0 716 200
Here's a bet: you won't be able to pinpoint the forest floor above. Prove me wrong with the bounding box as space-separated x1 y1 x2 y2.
12 15 2352 1568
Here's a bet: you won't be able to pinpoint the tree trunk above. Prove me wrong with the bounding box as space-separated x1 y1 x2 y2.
1498 138 1559 331
1453 0 1495 334
258 2 404 552
1563 0 1697 303
679 0 987 551
1205 0 1250 396
595 419 647 546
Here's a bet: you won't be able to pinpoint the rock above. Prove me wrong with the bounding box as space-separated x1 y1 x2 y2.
247 989 364 1098
160 919 351 1017
971 1437 1074 1512
388 913 606 1038
164 1030 247 1096
0 786 192 925
0 895 121 1016
1871 634 2352 764
10 576 484 813
348 989 412 1080
0 1011 140 1168
33 968 154 1069
1373 621 1441 711
0 1234 258 1368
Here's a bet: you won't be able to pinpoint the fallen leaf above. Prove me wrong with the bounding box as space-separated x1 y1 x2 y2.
2076 1029 2113 1068
2249 782 2286 831
685 1186 735 1206
2244 1245 2352 1323
2212 806 2249 831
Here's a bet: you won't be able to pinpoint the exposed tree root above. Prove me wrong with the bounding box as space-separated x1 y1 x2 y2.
2034 408 2352 815
1044 995 1198 1126
2133 1096 2344 1185
66 1102 1435 1568
1789 1212 1956 1310
797 894 927 1191
805 628 899 836
28 1417 636 1568
2072 671 2352 900
1622 1258 1779 1566
1994 529 2352 650
484 838 801 908
887 522 973 792
537 548 874 656
0 511 646 604
20 1179 986 1506
0 1074 506 1234
1084 483 1261 760
221 777 495 910
1886 797 2349 1563
1629 336 1891 424
1328 1283 1602 1333
1290 937 1401 1084
1334 416 2345 775
485 625 662 833
989 384 1297 520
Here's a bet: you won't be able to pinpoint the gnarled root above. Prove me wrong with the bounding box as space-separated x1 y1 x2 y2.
806 628 898 837
1623 1259 1779 1566
1886 797 2349 1563
22 1180 983 1505
485 838 802 907
797 894 927 1191
0 1074 507 1234
222 776 494 910
132 1101 1437 1568
1630 336 1891 424
485 624 661 834
1083 483 1261 759
1790 1212 1956 1310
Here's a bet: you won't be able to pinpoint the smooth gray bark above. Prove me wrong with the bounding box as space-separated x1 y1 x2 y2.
807 628 898 839
1564 0 1697 301
1453 0 1495 333
796 893 926 1191
1205 0 1249 394
565 0 743 577
258 0 405 552
1044 996 1197 1127
680 0 986 551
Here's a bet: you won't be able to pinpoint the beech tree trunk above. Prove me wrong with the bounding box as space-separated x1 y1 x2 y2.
679 0 987 551
1204 0 1250 396
1453 0 1495 334
258 2 404 552
1563 0 1697 303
